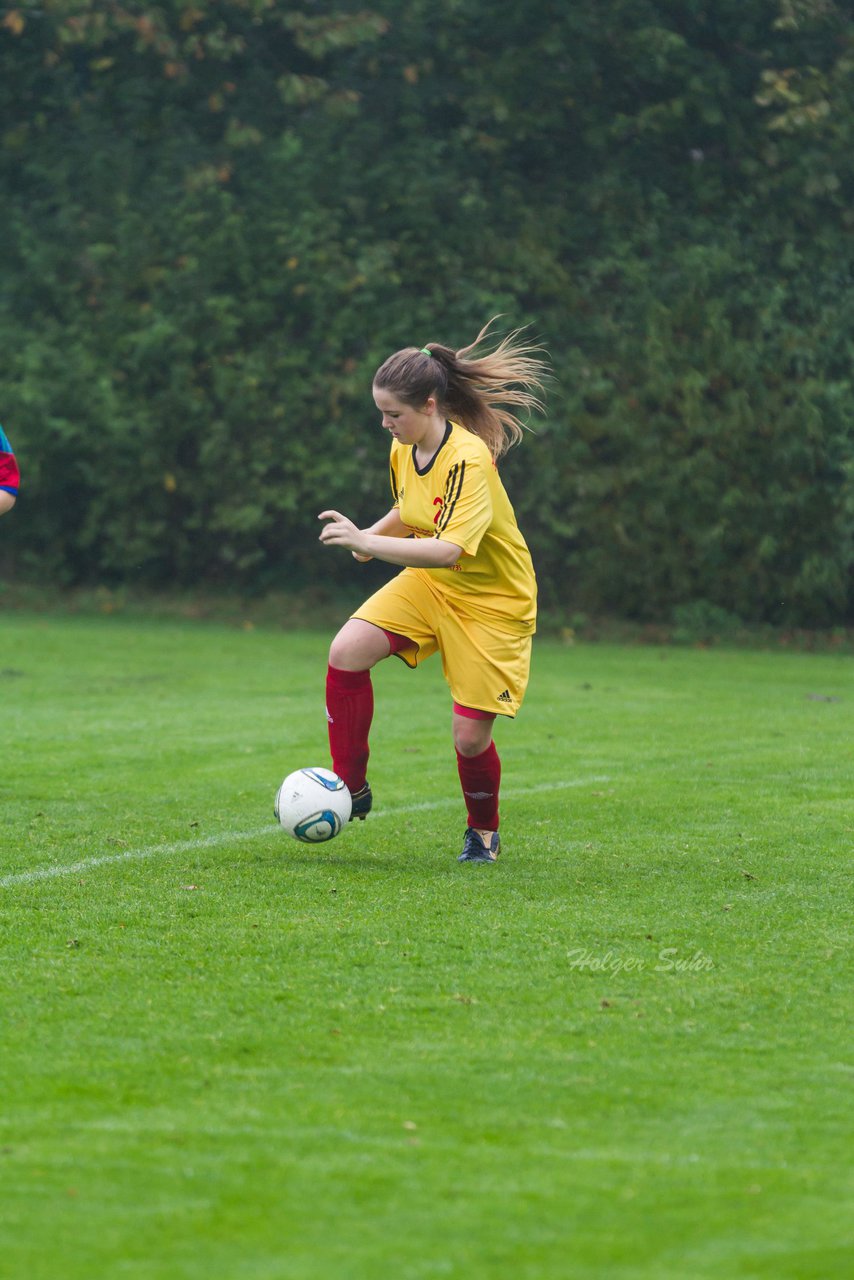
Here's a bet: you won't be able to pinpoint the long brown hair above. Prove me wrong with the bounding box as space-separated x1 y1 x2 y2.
372 318 548 460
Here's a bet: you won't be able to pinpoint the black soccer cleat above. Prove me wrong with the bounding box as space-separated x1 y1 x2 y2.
458 827 500 863
349 782 373 821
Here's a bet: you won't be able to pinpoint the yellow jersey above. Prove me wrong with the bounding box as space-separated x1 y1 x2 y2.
389 421 536 634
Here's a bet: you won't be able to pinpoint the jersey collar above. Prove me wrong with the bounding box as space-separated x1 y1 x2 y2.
413 420 453 476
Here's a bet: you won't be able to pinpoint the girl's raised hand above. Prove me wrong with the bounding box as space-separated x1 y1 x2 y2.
318 510 371 560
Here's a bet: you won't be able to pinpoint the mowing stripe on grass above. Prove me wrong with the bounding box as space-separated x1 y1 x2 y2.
0 775 610 888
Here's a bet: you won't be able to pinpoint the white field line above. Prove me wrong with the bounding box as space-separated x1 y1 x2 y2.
0 775 611 888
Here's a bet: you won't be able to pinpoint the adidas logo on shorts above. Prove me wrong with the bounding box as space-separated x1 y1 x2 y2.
497 689 512 704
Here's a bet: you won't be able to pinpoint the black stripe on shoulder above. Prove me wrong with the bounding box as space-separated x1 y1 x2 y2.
437 459 466 533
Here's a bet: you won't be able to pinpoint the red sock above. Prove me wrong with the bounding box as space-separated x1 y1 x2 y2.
456 742 501 830
326 666 373 792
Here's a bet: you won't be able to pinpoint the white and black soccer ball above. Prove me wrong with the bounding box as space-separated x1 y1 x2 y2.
274 767 352 843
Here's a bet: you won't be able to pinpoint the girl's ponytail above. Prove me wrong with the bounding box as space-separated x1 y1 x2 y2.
373 318 548 460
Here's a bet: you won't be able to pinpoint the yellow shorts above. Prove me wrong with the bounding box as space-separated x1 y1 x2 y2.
352 568 533 718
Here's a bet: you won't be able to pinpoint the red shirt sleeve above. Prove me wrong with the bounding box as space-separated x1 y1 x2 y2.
0 437 19 494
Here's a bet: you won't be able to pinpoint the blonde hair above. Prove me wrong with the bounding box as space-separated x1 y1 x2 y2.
373 317 548 460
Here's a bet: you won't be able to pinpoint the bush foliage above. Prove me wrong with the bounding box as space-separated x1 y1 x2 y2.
1 0 851 624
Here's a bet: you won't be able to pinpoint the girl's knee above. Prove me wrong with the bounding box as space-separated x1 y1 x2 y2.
328 620 389 671
453 718 494 757
328 630 354 669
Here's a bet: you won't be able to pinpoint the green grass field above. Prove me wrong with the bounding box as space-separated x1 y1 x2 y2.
1 613 851 1279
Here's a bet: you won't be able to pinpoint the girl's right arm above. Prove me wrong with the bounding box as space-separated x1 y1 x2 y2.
353 507 409 560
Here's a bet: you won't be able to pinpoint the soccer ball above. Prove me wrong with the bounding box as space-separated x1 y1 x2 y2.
274 767 352 843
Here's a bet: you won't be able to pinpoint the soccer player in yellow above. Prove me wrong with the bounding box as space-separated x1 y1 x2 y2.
319 321 547 863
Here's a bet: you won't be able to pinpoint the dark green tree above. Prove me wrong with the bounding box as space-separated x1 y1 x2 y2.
1 1 851 623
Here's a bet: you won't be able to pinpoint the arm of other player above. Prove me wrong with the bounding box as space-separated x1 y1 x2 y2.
0 428 18 516
318 509 463 568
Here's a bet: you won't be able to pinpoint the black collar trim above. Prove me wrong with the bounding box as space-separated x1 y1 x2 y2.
413 420 453 476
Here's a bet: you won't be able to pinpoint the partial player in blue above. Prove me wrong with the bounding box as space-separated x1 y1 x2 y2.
0 425 19 516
